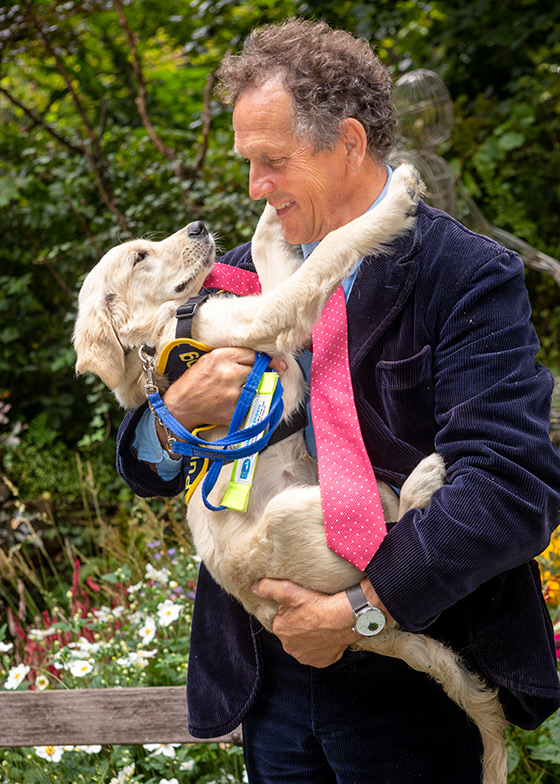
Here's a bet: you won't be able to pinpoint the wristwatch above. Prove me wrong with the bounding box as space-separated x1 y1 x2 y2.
345 583 387 637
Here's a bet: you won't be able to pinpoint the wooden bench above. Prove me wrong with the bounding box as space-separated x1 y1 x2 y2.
0 686 242 747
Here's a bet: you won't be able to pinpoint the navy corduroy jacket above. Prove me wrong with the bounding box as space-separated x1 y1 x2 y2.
117 201 560 736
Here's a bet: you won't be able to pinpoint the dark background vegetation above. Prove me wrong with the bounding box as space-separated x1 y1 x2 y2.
1 0 559 516
0 5 559 779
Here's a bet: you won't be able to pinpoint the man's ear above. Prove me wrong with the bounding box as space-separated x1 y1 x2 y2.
340 118 369 169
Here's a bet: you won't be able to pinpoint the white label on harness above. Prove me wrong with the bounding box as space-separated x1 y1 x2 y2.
221 372 278 512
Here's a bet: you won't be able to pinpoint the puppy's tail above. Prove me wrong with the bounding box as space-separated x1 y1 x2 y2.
360 628 507 784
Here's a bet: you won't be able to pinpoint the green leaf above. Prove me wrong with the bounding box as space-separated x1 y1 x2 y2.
497 131 525 151
0 176 21 206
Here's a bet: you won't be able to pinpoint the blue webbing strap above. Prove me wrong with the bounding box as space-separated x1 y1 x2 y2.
146 352 284 510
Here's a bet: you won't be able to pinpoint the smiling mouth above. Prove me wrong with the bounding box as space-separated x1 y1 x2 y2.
273 200 295 214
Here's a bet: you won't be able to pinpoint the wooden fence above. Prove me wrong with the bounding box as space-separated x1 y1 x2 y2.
0 686 242 748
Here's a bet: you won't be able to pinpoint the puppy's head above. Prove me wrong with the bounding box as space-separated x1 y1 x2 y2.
73 221 215 404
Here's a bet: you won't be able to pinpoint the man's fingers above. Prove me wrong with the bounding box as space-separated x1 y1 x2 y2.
208 347 287 373
252 578 302 605
267 356 288 373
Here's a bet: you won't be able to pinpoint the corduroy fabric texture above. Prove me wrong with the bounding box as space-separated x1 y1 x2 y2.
116 201 560 736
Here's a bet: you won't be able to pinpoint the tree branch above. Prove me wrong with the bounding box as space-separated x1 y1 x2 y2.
0 85 83 156
65 198 103 257
113 0 177 161
190 70 217 178
23 1 101 160
12 208 74 299
21 1 130 234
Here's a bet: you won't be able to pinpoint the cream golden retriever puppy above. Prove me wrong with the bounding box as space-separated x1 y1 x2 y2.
73 164 505 783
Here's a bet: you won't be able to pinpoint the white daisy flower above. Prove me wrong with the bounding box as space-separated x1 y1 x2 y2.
157 599 181 627
145 563 170 584
4 664 30 690
67 637 103 656
143 742 181 758
109 762 136 783
116 649 157 670
127 581 144 594
34 745 65 762
28 627 57 641
138 616 157 644
92 605 112 622
68 659 93 677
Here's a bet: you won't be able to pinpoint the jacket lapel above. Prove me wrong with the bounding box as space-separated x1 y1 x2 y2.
348 224 421 374
347 223 426 483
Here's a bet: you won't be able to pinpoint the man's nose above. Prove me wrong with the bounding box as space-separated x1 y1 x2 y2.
248 162 274 201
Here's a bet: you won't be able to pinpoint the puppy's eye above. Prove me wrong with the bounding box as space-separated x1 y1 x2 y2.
133 250 149 265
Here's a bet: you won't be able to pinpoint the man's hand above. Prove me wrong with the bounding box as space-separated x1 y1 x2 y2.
252 577 392 667
155 347 287 448
252 579 358 667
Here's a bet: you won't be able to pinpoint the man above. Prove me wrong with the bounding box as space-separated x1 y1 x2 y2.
117 19 560 782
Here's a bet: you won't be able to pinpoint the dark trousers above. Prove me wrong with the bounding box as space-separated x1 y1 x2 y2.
242 630 484 783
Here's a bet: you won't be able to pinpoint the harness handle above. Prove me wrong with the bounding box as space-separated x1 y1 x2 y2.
147 352 284 510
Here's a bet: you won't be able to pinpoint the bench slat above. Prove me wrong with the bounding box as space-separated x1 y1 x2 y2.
0 687 242 747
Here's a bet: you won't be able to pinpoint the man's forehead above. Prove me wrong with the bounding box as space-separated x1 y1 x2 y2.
233 81 293 125
232 85 298 156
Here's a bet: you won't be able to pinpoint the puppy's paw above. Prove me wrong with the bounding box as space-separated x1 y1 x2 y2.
352 163 426 259
390 163 425 218
252 202 283 252
399 452 446 515
276 325 309 355
415 452 446 493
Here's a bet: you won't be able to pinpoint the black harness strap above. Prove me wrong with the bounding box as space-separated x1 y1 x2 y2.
175 290 213 339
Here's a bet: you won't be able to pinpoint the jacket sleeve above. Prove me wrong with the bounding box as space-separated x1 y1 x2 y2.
365 240 560 631
116 403 187 498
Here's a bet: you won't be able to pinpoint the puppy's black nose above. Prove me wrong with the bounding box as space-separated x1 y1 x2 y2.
188 220 208 237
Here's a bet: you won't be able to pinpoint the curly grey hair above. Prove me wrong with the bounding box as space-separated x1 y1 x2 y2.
216 18 395 163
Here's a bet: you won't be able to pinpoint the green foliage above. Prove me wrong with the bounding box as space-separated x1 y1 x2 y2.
1 0 558 453
507 715 560 782
0 4 558 778
2 421 124 508
0 0 303 443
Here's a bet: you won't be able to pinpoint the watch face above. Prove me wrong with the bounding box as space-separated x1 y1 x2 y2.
355 607 386 636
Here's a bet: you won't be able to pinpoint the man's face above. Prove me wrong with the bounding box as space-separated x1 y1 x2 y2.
233 80 353 245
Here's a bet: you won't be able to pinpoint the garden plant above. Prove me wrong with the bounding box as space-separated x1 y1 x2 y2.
1 0 559 781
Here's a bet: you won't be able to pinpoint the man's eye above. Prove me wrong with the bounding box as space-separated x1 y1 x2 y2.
134 250 149 265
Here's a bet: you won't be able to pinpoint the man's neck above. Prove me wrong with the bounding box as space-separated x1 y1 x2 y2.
301 163 390 259
353 158 389 217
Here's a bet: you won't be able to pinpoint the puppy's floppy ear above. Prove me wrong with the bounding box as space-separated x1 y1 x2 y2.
73 292 126 391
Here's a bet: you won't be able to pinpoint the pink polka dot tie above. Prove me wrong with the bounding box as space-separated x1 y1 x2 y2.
311 286 386 570
204 263 262 295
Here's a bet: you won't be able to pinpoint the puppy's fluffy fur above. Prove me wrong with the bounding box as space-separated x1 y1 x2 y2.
74 165 506 783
